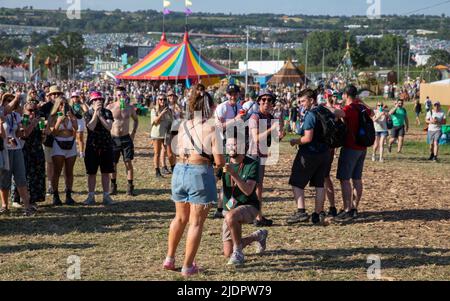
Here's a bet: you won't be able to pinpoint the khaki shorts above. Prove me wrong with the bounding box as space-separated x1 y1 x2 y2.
222 205 259 242
44 146 53 163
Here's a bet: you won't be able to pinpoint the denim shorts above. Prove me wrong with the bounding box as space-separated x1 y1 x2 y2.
172 164 217 205
0 149 27 190
376 131 389 138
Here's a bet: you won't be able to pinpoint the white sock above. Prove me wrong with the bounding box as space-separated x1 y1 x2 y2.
233 244 243 253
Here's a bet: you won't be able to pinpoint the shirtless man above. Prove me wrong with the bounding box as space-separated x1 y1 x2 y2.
108 87 139 196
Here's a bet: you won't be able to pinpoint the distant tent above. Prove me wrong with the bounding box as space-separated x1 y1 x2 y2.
267 59 306 86
116 32 232 82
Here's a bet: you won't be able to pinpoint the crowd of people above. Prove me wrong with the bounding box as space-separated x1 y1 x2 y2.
0 74 448 277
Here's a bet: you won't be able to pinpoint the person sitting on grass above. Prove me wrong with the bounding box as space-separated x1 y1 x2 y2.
222 132 268 267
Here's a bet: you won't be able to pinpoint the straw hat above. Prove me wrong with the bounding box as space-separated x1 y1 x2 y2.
47 85 63 96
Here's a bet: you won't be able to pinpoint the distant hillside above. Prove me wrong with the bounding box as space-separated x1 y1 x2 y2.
0 7 449 39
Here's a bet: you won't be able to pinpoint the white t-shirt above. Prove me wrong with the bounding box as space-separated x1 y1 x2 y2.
3 112 24 150
215 100 242 124
374 110 388 132
427 111 446 132
242 100 259 117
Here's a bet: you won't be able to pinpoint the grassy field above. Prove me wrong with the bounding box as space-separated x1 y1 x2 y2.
0 100 449 281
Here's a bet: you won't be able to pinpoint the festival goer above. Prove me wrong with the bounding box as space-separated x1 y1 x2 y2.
248 90 285 227
222 132 268 267
213 84 243 219
286 89 329 226
0 93 35 216
414 99 422 126
425 97 432 114
40 85 64 196
372 102 389 163
388 99 409 154
71 92 88 158
108 87 139 196
164 88 225 277
426 101 447 162
335 85 374 222
16 101 46 207
150 93 173 178
48 96 78 205
323 92 345 217
84 91 115 206
162 90 182 175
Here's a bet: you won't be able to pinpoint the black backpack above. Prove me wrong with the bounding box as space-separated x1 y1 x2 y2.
314 106 347 149
355 105 376 147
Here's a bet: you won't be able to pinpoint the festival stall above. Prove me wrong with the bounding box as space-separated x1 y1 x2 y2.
420 79 450 106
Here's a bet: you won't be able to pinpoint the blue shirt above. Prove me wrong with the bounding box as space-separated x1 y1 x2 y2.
299 109 329 155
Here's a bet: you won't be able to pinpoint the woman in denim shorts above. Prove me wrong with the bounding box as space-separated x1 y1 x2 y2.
163 86 225 277
372 103 389 162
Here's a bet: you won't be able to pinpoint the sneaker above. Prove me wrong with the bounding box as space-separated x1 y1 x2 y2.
327 207 338 217
350 209 358 219
161 166 172 175
254 216 273 227
0 207 9 215
46 187 54 197
213 209 224 219
155 169 163 178
65 190 76 206
127 184 137 196
388 144 392 153
379 157 384 163
372 154 376 162
52 193 63 206
102 194 115 206
84 194 96 206
23 207 36 217
79 152 85 158
334 211 353 222
286 211 310 225
312 211 327 225
432 157 439 163
31 203 38 211
181 263 200 277
163 257 176 271
227 250 245 267
11 202 23 209
254 230 268 255
110 183 118 196
429 154 435 161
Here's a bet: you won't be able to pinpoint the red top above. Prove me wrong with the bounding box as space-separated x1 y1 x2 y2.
343 103 367 151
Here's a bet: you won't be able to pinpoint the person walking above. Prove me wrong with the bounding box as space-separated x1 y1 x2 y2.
372 102 389 163
426 101 447 162
388 99 409 154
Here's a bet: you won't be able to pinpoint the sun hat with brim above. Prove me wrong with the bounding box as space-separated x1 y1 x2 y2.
1 93 15 104
89 91 104 101
257 90 276 103
47 85 63 96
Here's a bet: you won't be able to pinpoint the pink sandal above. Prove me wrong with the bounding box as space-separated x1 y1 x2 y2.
181 262 200 277
163 258 176 271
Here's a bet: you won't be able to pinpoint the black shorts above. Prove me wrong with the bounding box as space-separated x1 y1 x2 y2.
390 126 405 138
112 135 135 163
289 150 329 189
85 146 115 175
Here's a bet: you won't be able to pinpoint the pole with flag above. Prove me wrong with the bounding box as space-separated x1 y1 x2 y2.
185 0 193 25
163 0 171 33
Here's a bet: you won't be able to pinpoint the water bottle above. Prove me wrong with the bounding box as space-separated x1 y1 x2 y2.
120 98 125 110
39 118 46 130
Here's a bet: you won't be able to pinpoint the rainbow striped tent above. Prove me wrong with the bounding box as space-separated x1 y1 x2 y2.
116 32 231 81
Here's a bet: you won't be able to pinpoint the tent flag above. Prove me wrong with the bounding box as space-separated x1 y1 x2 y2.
186 78 191 88
185 0 193 7
185 8 192 16
163 8 171 15
163 0 171 8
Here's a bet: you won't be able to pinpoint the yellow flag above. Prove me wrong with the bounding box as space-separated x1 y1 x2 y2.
185 0 193 7
163 0 171 8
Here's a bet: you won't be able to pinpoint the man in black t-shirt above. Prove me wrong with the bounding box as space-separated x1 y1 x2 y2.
83 91 115 206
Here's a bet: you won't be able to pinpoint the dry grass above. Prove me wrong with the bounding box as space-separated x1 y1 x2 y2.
0 104 449 280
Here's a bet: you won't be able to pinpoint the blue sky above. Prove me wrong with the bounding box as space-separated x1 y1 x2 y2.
0 0 449 15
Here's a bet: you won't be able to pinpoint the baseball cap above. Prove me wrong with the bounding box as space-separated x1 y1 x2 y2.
89 91 104 101
71 91 80 98
226 84 240 94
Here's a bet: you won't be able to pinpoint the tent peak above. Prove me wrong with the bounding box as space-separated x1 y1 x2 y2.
160 32 167 42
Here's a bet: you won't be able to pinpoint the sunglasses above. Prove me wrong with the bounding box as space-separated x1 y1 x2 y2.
261 97 273 102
